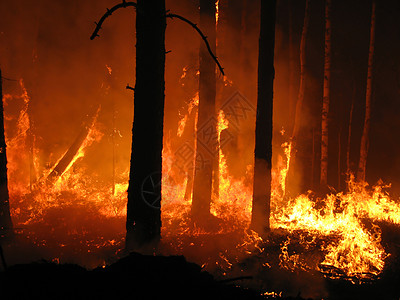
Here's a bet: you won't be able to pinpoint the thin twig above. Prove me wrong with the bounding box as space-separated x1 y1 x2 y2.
90 1 137 40
166 13 224 75
126 84 135 91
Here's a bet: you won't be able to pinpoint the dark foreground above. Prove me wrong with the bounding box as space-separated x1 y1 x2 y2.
1 248 400 300
0 252 268 300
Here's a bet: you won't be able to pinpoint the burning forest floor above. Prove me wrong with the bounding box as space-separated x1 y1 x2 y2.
3 87 400 298
4 153 400 299
158 224 400 299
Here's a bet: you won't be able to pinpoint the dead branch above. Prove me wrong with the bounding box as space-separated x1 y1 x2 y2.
90 1 137 40
126 84 135 91
90 2 224 75
166 13 224 75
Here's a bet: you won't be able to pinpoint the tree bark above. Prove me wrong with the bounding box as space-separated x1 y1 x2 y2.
346 77 356 180
0 69 13 232
320 0 331 189
250 0 276 234
286 0 310 196
288 0 296 134
357 0 376 182
291 0 310 141
191 0 217 223
126 0 166 250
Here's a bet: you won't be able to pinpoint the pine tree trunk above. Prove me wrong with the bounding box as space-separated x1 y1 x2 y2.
320 0 331 189
192 0 217 223
287 0 311 194
357 0 376 182
291 0 310 141
288 0 296 134
346 78 356 180
0 69 13 232
126 0 166 250
250 0 276 234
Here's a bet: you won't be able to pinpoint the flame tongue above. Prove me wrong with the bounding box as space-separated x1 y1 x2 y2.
5 79 400 282
46 105 101 183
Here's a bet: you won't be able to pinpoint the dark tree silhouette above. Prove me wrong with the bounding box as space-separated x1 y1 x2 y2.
357 0 376 182
286 0 310 195
192 0 217 224
250 0 277 234
91 1 223 249
0 69 13 232
320 0 332 189
125 0 166 250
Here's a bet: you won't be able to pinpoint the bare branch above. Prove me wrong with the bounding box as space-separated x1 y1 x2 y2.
90 2 224 76
90 1 137 40
126 84 135 91
166 13 225 76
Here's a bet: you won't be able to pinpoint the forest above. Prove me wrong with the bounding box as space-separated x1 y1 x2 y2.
1 0 400 299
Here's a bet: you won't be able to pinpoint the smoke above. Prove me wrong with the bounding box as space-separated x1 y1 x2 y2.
0 0 136 182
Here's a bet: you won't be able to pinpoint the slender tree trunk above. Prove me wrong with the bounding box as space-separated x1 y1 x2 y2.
250 0 276 234
357 0 376 182
287 0 311 193
287 0 296 133
337 128 341 190
291 0 310 141
346 77 356 179
112 95 116 196
311 127 315 189
320 0 331 189
192 0 217 223
0 69 13 231
126 0 166 250
184 107 198 202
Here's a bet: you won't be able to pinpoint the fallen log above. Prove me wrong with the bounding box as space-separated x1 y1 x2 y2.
46 105 100 184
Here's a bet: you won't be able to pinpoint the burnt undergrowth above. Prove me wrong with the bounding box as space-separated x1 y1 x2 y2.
1 219 400 299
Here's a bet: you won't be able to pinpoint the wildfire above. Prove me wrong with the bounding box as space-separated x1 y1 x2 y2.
4 82 127 267
215 0 220 26
177 91 198 137
5 78 400 283
210 110 252 228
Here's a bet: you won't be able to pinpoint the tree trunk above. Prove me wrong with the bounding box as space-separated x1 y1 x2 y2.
250 0 276 234
357 0 376 182
320 0 331 189
287 0 311 194
126 0 166 250
192 0 217 223
0 69 13 232
287 0 296 134
346 77 356 180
